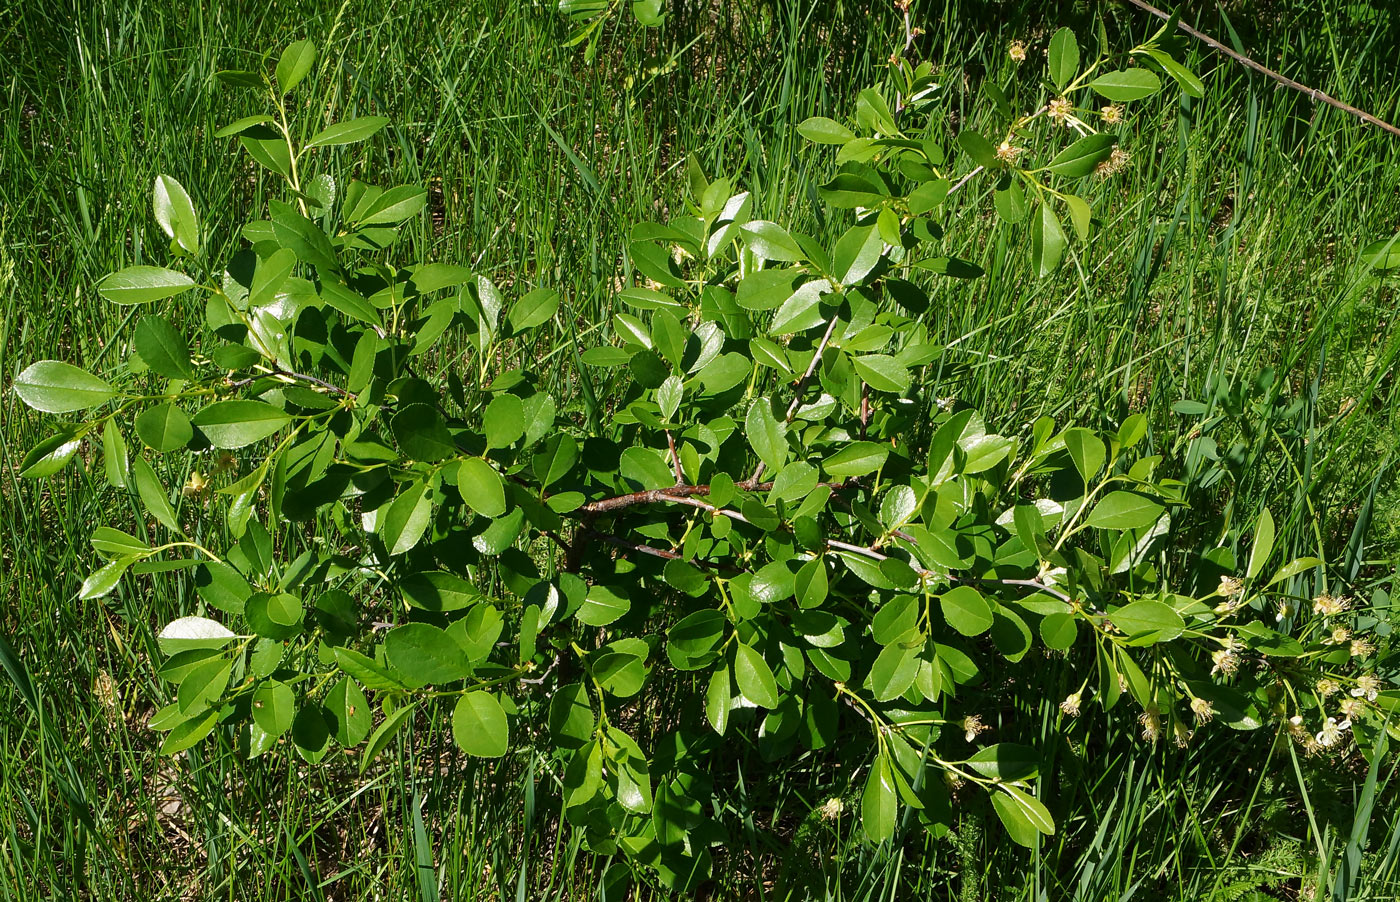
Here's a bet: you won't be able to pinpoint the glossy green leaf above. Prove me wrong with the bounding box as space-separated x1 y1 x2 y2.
456 457 507 517
823 441 889 478
851 354 910 393
134 403 193 453
862 756 897 842
797 116 857 144
132 456 181 533
325 677 371 747
1085 491 1163 529
252 680 296 738
400 571 480 613
1247 507 1275 580
275 40 316 93
14 361 116 414
739 221 804 262
452 691 509 758
134 315 194 380
97 266 197 305
1047 27 1079 89
733 643 778 708
1089 68 1161 101
153 175 200 254
1109 600 1185 644
1046 134 1117 178
379 484 433 556
941 586 993 636
305 116 390 148
191 400 290 449
745 398 788 472
384 623 471 687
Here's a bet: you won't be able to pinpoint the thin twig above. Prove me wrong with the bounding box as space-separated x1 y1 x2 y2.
748 315 842 485
1123 0 1400 139
666 430 685 484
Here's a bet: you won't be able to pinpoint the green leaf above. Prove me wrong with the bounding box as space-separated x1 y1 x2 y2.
1142 48 1205 98
797 116 857 144
833 223 884 285
1040 612 1077 650
850 354 910 394
355 185 427 225
195 561 252 615
908 179 950 216
1048 27 1079 89
1062 427 1105 483
13 361 117 413
956 129 998 168
769 279 830 335
510 287 561 331
275 40 316 93
79 557 134 600
968 743 1041 781
994 179 1028 224
1031 203 1067 277
1247 508 1275 580
739 221 805 262
380 484 433 556
1085 491 1164 530
248 248 297 309
548 683 596 749
135 403 193 453
733 643 778 708
325 677 371 747
577 584 630 627
192 400 291 449
452 691 509 758
240 134 293 179
97 266 197 305
456 457 507 517
19 431 83 478
252 680 296 738
823 441 889 478
132 456 181 533
102 420 129 487
533 435 579 488
1045 134 1117 178
745 399 788 473
360 704 417 773
400 571 481 613
862 756 897 842
156 615 236 655
869 642 919 702
391 403 457 461
706 666 731 735
214 114 274 137
384 623 471 687
1089 68 1161 101
305 116 390 148
941 586 993 637
159 709 218 755
995 784 1054 846
152 175 199 254
1109 600 1185 644
134 315 194 380
484 393 525 449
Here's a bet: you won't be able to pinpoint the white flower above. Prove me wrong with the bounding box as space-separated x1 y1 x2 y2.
1315 717 1351 748
1352 674 1381 701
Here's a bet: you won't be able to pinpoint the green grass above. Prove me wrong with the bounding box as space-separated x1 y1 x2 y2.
2 0 1399 898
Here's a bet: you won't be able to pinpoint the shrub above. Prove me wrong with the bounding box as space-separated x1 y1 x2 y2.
11 26 1394 889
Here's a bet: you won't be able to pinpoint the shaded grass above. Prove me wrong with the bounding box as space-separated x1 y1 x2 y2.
1 0 1398 898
